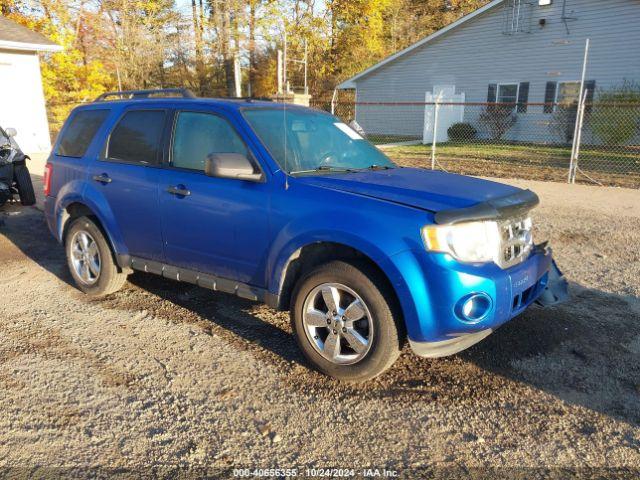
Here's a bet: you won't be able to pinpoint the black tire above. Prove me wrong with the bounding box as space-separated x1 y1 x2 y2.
14 164 36 206
65 216 128 297
290 260 404 382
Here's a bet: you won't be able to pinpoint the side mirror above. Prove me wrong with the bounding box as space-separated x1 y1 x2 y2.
205 153 263 182
5 128 17 138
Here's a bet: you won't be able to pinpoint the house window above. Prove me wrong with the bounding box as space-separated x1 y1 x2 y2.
497 84 519 105
488 82 529 112
556 81 581 107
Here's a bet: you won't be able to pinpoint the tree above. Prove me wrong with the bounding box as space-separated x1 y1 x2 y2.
99 0 179 90
191 0 206 93
328 0 393 81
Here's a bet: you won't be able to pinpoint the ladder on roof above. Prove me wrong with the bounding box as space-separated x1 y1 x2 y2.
502 0 533 35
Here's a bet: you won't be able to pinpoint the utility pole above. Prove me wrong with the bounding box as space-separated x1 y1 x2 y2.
303 39 308 94
283 30 288 93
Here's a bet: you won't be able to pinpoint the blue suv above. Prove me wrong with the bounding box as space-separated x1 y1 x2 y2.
44 89 567 381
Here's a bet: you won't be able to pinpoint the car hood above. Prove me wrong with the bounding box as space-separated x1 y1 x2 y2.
294 168 522 213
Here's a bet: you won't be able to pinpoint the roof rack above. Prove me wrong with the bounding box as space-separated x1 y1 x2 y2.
94 88 196 102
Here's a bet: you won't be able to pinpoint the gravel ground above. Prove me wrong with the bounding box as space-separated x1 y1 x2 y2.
0 177 639 478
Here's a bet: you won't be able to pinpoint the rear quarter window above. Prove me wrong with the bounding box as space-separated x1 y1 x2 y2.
57 109 110 158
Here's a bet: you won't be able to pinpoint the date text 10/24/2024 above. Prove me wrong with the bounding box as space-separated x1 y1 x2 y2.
232 468 399 477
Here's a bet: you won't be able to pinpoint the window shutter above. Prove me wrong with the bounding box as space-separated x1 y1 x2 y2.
517 82 530 113
584 80 596 113
487 83 497 103
543 81 557 113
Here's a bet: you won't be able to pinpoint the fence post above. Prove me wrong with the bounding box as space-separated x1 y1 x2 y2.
570 89 589 184
431 96 441 170
568 38 590 183
330 88 338 115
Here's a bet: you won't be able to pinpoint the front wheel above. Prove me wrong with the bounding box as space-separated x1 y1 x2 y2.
13 164 36 206
291 261 404 382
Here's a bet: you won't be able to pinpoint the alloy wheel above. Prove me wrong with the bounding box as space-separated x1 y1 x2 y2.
70 230 101 285
302 282 373 365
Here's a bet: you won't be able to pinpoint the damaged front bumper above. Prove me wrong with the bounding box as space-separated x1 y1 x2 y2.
535 257 569 307
408 246 569 359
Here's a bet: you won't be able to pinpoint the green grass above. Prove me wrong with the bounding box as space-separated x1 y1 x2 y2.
381 141 640 187
367 134 421 145
385 141 639 169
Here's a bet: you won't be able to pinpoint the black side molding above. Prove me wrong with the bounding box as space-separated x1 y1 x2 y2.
127 256 278 305
434 189 539 225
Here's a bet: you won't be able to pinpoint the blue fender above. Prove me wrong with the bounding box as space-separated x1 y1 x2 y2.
53 180 129 258
266 206 426 332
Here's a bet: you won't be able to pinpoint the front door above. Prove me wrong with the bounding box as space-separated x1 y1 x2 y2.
158 109 270 286
87 108 168 261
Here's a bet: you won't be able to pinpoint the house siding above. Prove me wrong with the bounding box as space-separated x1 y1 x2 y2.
352 0 640 143
0 49 52 156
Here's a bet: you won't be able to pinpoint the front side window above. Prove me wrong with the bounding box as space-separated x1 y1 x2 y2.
556 81 581 107
57 109 110 158
171 111 248 171
107 110 166 165
242 108 395 174
497 84 518 105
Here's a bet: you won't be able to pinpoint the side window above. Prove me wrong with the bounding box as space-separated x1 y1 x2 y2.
57 109 110 158
171 111 248 171
107 110 166 165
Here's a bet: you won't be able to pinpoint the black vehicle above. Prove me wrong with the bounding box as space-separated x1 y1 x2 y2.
0 126 36 207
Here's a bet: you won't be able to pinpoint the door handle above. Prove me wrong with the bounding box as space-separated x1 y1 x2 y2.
167 185 191 196
93 174 112 184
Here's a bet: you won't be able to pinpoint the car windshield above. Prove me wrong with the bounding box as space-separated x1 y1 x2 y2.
242 108 396 174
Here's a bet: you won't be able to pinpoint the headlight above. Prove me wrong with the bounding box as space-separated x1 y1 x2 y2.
422 221 502 263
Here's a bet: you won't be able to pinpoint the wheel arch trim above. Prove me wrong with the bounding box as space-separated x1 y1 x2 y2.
55 186 129 264
269 234 418 333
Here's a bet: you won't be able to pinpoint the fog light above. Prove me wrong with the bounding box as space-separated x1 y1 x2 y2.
456 293 492 323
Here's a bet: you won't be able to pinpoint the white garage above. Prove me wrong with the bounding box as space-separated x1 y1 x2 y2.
0 16 61 155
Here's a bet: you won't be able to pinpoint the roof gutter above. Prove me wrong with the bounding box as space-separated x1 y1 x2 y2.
0 40 63 53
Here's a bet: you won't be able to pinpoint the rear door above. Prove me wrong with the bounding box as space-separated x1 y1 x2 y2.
158 108 271 285
87 108 168 261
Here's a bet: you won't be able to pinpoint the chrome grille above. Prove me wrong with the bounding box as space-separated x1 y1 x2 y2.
497 217 533 269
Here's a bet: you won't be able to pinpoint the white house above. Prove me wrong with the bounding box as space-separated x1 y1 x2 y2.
337 0 640 144
0 16 61 154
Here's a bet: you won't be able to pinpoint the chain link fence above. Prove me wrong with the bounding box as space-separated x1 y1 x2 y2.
311 98 640 188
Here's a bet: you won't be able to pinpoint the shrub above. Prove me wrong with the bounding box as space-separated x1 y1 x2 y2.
478 104 517 140
447 122 477 141
589 81 640 145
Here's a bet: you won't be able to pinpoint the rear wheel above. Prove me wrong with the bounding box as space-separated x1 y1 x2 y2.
291 261 403 382
13 164 36 206
65 216 128 296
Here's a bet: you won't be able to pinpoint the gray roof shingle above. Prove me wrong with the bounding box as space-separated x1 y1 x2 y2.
0 16 60 49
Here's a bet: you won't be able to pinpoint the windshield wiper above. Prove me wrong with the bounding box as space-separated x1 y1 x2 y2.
290 165 358 175
362 164 393 170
